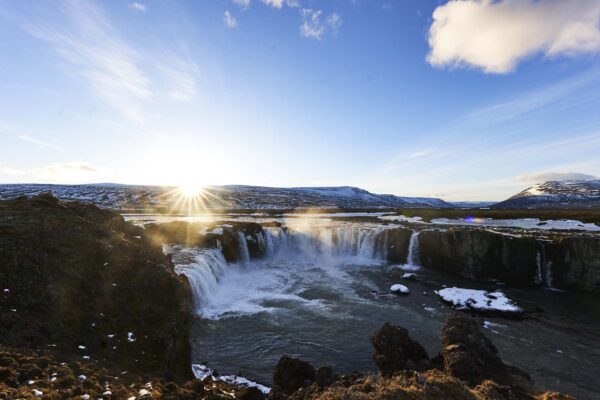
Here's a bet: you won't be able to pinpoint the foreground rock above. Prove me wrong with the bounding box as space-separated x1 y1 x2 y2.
371 322 430 375
0 194 192 380
272 314 571 400
441 313 533 391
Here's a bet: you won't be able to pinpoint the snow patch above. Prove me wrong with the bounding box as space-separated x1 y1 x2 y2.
192 364 270 394
436 287 521 314
390 284 410 295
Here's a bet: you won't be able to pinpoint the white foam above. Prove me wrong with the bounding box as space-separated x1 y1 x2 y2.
192 364 270 394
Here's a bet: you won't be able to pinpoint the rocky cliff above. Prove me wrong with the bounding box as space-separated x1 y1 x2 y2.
0 194 193 381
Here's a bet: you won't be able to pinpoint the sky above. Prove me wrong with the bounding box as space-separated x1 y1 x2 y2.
1 0 600 201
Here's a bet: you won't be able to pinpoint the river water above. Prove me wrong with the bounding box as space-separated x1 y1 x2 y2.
135 215 600 399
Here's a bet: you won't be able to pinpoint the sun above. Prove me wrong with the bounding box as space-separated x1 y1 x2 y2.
178 181 205 198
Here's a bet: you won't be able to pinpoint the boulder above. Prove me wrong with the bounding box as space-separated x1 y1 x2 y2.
441 313 532 390
371 322 430 376
272 356 316 395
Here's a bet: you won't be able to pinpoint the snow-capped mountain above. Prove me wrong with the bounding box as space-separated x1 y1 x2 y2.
0 184 454 210
494 180 600 208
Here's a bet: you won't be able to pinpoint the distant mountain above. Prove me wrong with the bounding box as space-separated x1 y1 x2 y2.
493 180 600 209
449 201 496 208
0 183 454 210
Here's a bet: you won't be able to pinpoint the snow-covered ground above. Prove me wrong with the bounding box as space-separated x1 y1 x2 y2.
430 217 600 231
435 287 522 314
192 364 270 394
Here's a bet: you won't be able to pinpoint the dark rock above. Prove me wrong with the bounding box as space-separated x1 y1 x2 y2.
0 194 193 381
371 322 430 376
273 355 316 395
441 313 532 391
239 386 266 400
314 366 337 388
385 228 413 263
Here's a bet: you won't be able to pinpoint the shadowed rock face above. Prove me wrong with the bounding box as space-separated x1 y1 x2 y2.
145 220 266 262
408 227 600 292
371 322 430 376
0 194 193 381
272 356 316 395
383 227 413 263
545 236 600 292
441 313 532 391
418 229 540 285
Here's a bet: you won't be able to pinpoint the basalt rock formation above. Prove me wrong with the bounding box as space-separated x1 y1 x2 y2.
0 193 193 381
409 227 600 293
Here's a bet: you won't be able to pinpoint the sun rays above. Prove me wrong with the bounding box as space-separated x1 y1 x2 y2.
162 183 219 215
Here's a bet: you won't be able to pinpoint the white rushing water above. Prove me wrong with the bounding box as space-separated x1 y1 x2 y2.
175 222 391 319
406 231 420 267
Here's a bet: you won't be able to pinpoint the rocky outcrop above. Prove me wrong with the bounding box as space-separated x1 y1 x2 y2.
384 227 413 263
441 314 532 391
270 315 570 400
0 194 193 381
371 322 430 375
272 356 316 396
145 221 266 262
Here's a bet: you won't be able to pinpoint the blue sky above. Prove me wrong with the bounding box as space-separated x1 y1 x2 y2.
1 0 600 201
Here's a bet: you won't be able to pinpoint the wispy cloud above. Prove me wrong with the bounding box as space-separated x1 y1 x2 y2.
428 0 600 73
17 135 64 152
21 0 152 122
129 2 146 12
1 162 101 182
515 171 597 182
300 9 342 40
224 10 237 28
160 58 198 101
232 0 251 10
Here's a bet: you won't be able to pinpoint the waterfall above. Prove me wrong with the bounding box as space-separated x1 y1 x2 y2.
535 252 543 285
536 243 553 289
260 224 389 261
237 231 251 263
174 223 391 317
174 249 228 312
406 231 420 266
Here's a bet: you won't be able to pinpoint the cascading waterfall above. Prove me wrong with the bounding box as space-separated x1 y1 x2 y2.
175 223 392 316
261 224 389 261
174 248 228 312
406 231 421 266
237 231 251 263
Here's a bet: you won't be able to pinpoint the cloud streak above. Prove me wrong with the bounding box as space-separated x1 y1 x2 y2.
224 10 237 28
428 0 600 73
22 0 152 121
17 135 64 152
515 171 597 183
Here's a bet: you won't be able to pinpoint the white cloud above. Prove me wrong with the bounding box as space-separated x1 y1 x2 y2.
17 135 64 152
262 0 284 8
129 2 146 12
1 162 102 182
515 171 598 182
224 10 237 28
300 9 342 40
23 0 152 122
427 0 600 74
300 9 324 40
232 0 251 9
327 13 342 36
